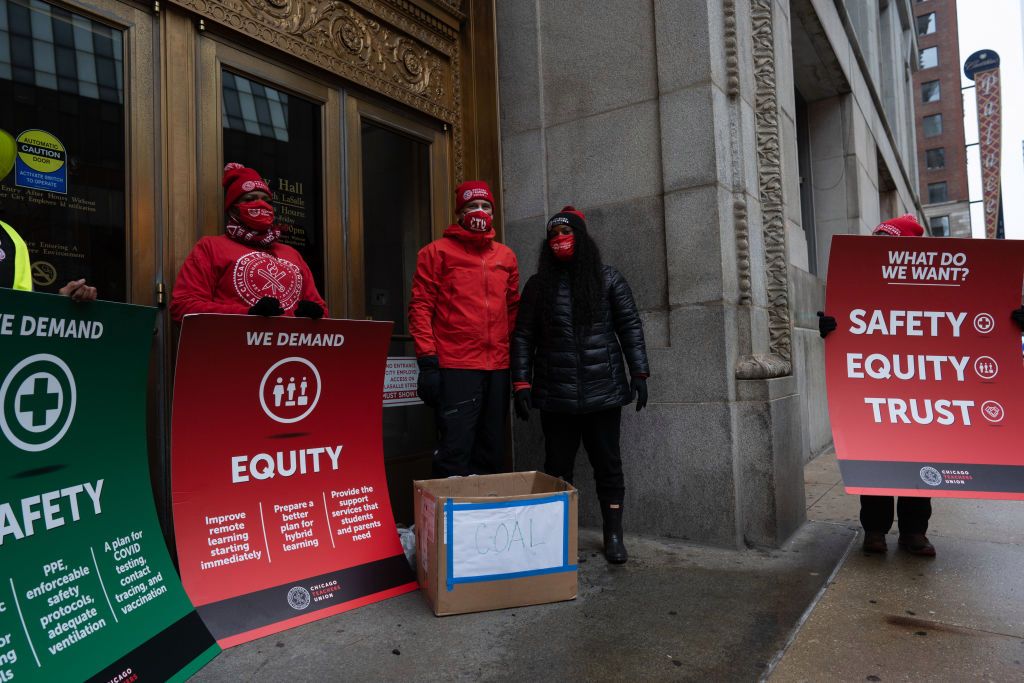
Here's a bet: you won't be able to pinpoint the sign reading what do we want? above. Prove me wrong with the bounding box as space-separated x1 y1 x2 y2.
825 236 1024 499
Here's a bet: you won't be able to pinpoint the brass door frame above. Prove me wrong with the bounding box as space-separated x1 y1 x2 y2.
344 95 449 320
194 36 345 315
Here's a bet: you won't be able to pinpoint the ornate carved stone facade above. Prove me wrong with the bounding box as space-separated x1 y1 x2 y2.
170 0 466 179
749 0 793 374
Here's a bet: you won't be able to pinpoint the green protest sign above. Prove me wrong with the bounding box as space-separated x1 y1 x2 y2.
0 290 218 682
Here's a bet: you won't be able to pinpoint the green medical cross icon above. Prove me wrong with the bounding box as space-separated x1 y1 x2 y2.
2 354 76 452
20 376 60 427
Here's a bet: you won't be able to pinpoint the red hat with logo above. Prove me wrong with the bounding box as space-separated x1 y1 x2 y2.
223 162 272 211
455 180 494 213
872 214 925 237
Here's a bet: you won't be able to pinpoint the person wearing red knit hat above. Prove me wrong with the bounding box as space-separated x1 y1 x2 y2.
408 180 520 477
821 215 1024 554
818 215 936 555
511 206 650 564
170 163 326 321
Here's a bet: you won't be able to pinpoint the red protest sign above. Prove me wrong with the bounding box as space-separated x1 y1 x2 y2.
171 315 416 648
825 235 1024 499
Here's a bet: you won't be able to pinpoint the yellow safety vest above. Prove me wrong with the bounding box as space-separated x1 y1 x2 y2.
0 220 33 292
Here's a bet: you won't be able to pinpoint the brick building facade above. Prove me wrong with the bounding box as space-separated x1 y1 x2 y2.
913 0 971 237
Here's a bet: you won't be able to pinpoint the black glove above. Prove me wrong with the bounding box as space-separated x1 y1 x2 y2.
1012 306 1024 330
631 376 648 412
417 356 442 408
295 300 324 319
514 388 532 421
817 311 837 338
249 296 284 317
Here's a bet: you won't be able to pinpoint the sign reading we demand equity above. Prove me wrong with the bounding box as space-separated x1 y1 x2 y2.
825 235 1024 499
0 290 218 682
171 315 416 648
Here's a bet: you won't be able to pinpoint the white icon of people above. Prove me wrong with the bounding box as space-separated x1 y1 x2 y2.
273 375 311 407
260 357 321 424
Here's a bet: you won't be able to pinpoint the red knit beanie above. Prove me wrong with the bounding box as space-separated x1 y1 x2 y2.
547 205 586 233
455 180 494 212
223 162 272 211
873 214 925 237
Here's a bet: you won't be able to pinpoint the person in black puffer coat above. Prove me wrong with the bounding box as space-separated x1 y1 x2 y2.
511 206 650 564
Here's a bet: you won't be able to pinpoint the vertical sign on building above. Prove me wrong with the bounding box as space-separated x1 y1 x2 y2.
964 50 1002 239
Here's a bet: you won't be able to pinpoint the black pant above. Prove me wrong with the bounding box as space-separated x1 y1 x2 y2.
860 495 931 535
540 407 624 504
432 369 509 477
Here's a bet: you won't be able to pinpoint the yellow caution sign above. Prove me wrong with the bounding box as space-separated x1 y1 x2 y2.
15 129 68 193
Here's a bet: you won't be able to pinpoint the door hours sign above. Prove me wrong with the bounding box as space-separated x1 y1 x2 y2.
824 236 1024 499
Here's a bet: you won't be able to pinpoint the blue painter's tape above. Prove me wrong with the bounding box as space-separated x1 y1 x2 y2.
449 494 568 512
450 565 577 585
444 491 574 592
445 497 454 592
562 492 569 567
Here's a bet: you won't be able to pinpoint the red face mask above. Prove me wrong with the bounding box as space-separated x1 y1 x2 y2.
461 209 493 233
236 200 275 231
549 233 575 260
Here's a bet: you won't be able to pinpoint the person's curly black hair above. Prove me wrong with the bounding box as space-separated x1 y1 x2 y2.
535 227 605 329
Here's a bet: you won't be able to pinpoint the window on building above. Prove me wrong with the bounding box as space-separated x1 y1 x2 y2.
928 181 948 203
925 147 946 170
930 215 950 236
917 12 936 35
919 47 938 69
923 113 943 137
921 80 941 102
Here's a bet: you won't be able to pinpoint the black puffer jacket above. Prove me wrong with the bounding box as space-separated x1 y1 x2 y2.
512 265 649 413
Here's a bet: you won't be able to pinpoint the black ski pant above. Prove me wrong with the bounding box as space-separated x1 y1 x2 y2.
540 407 624 505
432 368 509 478
860 495 931 535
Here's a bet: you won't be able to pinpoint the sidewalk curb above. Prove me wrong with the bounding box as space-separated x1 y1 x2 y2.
760 525 860 681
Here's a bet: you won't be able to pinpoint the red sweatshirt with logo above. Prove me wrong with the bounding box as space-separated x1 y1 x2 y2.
170 234 326 322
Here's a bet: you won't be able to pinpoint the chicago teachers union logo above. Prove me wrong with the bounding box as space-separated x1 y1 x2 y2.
1 354 77 452
287 586 311 611
919 466 943 487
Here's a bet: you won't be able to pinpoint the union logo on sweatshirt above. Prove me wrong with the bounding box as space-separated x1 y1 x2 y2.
232 250 303 310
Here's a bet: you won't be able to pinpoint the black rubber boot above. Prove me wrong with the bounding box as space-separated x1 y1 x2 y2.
601 503 628 564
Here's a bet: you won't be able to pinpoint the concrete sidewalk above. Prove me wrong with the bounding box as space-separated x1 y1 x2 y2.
192 517 854 681
188 452 1024 681
770 451 1024 681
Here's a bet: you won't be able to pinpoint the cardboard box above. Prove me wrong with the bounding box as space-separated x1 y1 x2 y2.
413 472 578 616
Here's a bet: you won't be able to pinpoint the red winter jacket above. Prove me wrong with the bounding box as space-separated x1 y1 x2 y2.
409 225 520 370
170 234 326 322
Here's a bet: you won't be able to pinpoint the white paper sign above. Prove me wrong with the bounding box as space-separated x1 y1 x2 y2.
449 498 567 580
383 356 422 407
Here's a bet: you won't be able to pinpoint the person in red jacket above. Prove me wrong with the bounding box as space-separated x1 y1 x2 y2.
409 180 519 477
818 215 932 555
171 163 326 322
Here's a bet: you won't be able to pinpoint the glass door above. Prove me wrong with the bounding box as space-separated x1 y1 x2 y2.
0 0 156 301
345 96 448 523
196 37 343 312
